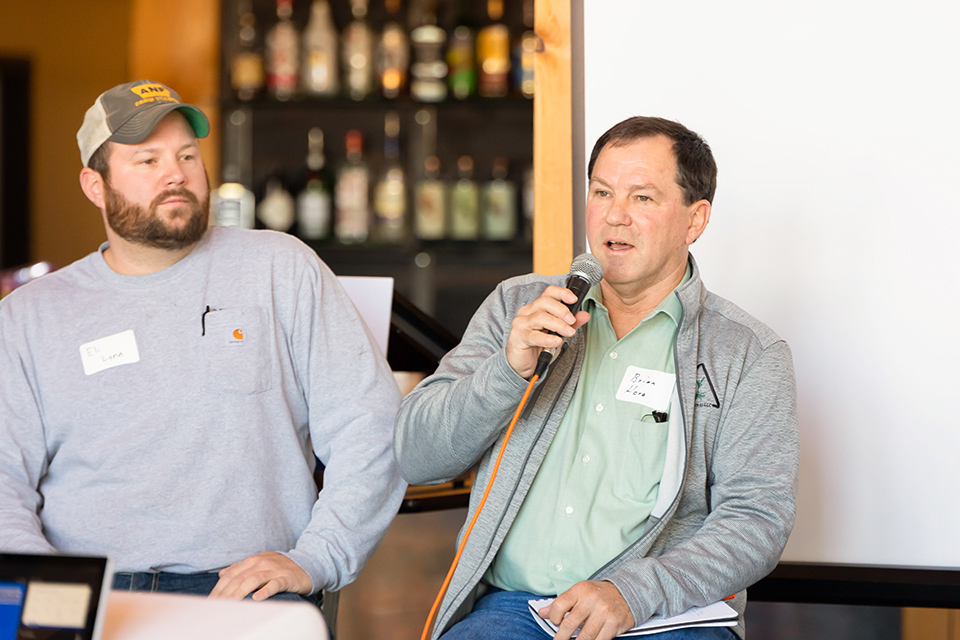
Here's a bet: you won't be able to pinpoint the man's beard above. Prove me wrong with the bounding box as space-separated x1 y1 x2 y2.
104 180 210 250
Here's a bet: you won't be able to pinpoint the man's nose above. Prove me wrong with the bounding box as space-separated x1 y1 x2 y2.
605 198 631 225
162 158 186 186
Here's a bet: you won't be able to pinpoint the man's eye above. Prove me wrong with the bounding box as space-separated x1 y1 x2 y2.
636 195 650 202
595 189 609 197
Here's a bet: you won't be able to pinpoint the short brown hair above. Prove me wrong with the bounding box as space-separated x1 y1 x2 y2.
87 141 112 180
588 116 717 205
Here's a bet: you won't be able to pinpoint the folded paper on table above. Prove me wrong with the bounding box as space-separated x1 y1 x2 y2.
527 598 737 637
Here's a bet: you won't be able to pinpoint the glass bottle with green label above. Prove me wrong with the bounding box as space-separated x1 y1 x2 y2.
450 155 480 240
482 157 517 240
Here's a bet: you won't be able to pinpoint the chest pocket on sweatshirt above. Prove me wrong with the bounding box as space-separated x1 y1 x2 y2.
201 307 272 395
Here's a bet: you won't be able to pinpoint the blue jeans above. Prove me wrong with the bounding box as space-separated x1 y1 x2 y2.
440 588 737 640
112 571 321 606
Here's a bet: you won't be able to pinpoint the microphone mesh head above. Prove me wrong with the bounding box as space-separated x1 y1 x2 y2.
570 253 604 286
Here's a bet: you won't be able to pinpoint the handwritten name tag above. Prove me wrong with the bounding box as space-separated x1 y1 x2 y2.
79 330 140 376
615 366 675 411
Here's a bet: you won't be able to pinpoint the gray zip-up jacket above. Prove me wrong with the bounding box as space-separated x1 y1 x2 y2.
395 256 799 639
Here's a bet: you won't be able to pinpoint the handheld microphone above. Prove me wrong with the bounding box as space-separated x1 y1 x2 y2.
532 253 604 379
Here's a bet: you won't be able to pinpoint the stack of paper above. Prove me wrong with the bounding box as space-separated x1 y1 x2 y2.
527 598 737 637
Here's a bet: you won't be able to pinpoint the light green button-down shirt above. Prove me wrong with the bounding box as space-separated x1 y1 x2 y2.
485 268 689 596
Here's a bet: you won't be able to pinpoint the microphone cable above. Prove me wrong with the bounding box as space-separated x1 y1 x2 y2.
419 372 540 640
420 253 602 639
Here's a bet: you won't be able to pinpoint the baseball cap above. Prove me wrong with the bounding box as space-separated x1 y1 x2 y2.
77 80 210 167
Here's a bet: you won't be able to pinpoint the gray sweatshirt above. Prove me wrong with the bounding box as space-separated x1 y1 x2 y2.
0 226 405 593
395 256 799 638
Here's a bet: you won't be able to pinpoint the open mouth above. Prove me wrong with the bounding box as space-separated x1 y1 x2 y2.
605 240 633 250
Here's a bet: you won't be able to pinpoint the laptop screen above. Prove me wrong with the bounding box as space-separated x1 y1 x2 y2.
0 554 111 640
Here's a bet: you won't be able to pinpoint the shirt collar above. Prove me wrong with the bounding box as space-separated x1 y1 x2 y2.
584 260 691 327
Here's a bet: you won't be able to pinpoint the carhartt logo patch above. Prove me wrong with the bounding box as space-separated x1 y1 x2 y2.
695 364 720 408
226 327 245 346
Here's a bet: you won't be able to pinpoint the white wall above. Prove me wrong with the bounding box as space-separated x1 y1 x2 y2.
584 0 960 568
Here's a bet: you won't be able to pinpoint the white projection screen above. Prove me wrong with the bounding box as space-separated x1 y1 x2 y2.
582 0 960 578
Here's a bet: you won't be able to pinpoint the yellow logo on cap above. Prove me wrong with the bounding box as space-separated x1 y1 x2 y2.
130 84 178 107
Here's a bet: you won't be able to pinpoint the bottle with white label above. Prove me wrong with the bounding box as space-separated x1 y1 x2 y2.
374 112 407 243
266 0 299 101
301 0 339 97
258 176 296 231
297 127 332 240
342 0 375 101
414 156 447 240
335 130 371 243
213 182 256 229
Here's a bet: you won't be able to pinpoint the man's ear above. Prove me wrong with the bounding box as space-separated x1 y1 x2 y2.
686 200 711 245
79 167 106 210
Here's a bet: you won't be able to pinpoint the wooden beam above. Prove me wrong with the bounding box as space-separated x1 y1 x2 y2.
533 0 573 275
902 608 957 640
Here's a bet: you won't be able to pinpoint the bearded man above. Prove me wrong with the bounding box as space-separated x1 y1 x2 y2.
0 80 405 605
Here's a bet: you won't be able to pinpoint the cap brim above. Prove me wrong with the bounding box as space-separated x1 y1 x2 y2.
108 103 210 145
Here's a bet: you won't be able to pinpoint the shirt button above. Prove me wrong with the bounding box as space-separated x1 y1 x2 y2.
596 403 603 412
555 561 563 571
610 352 618 359
565 506 574 515
582 455 590 464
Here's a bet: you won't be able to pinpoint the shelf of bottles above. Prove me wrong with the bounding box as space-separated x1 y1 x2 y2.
217 0 535 335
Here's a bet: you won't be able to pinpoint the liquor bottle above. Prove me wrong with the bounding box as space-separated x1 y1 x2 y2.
335 130 371 243
297 127 333 240
414 156 447 240
374 112 407 242
342 0 375 101
230 0 265 101
450 155 480 240
477 0 511 97
215 108 256 229
258 176 296 231
410 1 447 103
266 0 300 101
446 1 476 100
512 0 536 99
301 0 339 97
482 157 517 240
377 0 410 99
213 182 256 229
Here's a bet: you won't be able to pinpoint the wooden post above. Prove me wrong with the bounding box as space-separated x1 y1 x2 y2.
903 608 960 640
533 0 573 275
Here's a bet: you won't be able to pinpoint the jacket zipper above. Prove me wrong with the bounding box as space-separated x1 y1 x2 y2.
441 339 580 626
588 294 690 580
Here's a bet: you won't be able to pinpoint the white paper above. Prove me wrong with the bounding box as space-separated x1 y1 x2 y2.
79 329 140 375
21 581 91 629
615 366 675 411
528 598 737 637
337 276 394 357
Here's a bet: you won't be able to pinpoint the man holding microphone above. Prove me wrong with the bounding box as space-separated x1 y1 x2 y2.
395 116 799 640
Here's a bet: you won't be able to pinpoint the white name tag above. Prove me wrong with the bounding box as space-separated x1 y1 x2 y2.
615 366 675 411
79 330 140 376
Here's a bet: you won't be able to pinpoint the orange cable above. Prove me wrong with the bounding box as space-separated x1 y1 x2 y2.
419 373 540 640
